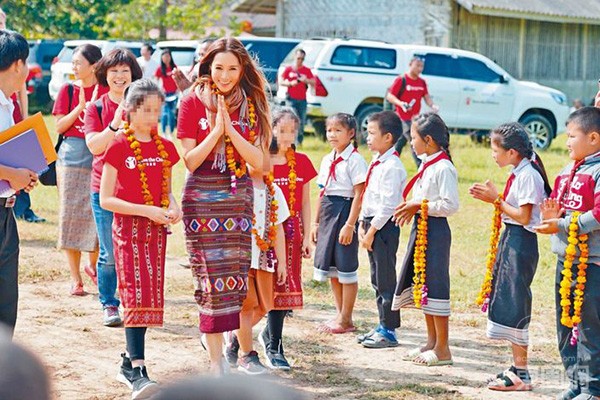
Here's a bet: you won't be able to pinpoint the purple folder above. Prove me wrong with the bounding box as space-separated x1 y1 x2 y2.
0 128 49 197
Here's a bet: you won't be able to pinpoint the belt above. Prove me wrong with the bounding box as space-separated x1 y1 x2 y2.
0 195 16 208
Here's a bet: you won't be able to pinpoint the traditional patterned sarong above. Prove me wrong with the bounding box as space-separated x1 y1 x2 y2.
56 137 97 252
273 216 304 310
182 164 253 333
113 215 167 327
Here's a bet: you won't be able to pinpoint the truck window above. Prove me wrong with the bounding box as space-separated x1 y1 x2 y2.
456 57 502 83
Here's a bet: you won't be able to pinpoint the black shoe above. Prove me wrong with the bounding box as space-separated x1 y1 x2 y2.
265 350 291 371
116 353 134 389
224 332 240 367
131 366 159 399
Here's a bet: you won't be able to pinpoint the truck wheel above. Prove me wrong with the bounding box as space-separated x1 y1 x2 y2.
356 104 383 144
519 114 553 150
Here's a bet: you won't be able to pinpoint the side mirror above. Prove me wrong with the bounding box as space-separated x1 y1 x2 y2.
500 74 509 84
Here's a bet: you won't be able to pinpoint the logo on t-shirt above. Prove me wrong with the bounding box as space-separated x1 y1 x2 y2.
125 156 164 170
125 156 137 170
199 118 209 131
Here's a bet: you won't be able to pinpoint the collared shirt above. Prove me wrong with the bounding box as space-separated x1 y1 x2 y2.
411 151 459 217
137 56 160 80
503 158 546 232
317 144 368 198
0 89 16 197
361 147 407 230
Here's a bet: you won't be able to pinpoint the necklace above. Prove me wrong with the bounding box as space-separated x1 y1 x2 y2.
476 195 503 312
413 199 429 308
285 148 297 217
252 174 279 251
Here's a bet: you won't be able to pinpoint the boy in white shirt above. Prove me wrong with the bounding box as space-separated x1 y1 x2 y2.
358 111 407 348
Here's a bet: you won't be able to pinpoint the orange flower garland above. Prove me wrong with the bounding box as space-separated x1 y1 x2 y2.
559 212 589 345
476 195 503 312
285 147 297 217
413 199 429 308
252 174 279 251
124 123 171 209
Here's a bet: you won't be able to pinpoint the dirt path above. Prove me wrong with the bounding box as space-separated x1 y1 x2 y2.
14 239 562 399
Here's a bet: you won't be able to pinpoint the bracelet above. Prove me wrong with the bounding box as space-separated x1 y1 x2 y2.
345 222 356 232
108 124 118 132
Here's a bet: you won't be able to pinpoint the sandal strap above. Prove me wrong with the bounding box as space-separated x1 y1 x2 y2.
501 370 522 387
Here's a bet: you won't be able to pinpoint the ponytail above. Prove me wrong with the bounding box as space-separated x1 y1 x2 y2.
531 152 552 196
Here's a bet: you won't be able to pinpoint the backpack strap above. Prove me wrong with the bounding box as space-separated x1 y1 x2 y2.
396 75 407 99
94 99 103 126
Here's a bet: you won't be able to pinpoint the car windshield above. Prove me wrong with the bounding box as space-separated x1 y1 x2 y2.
281 41 326 67
57 46 76 63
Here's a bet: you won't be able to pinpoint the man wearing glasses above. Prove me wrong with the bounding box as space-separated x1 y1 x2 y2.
386 55 438 166
279 49 315 145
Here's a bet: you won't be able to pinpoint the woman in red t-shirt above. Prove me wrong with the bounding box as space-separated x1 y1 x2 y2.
52 44 107 296
101 79 181 397
177 37 271 375
154 49 178 138
83 48 142 328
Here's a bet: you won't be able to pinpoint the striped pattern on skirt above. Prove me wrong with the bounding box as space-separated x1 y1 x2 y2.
182 165 253 333
273 216 304 310
113 215 167 328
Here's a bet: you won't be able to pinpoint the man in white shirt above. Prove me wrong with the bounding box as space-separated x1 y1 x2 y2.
0 29 38 338
137 43 160 80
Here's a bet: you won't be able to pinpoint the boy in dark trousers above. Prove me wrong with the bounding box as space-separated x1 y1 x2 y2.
537 107 600 400
358 111 407 348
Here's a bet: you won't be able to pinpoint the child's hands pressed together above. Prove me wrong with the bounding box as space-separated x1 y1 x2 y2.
393 200 421 226
166 205 183 225
468 180 499 203
540 198 563 220
144 206 173 226
534 218 560 235
338 223 354 245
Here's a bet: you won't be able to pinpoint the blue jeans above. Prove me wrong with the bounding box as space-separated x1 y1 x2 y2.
161 95 177 135
90 192 119 308
287 98 307 144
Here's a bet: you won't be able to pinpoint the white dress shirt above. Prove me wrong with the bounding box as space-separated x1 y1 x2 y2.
411 151 459 217
502 158 546 232
0 89 16 197
317 144 368 198
137 56 160 80
360 147 407 230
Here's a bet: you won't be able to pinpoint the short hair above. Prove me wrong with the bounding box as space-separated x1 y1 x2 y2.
566 106 600 135
73 44 103 66
94 47 143 86
296 48 306 57
141 43 154 53
0 30 29 71
368 111 403 144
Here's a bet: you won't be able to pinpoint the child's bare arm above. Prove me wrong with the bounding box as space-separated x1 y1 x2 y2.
339 183 364 245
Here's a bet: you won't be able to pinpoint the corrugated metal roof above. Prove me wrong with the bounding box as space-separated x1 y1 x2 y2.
456 0 600 22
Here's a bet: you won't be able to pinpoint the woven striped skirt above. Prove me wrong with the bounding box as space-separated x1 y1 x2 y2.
182 165 253 333
273 216 304 310
113 215 167 328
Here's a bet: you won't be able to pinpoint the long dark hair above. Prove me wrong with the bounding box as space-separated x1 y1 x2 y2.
412 112 452 161
160 49 176 75
490 122 552 196
73 44 103 66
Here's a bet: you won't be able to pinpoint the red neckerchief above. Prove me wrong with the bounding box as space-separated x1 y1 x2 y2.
320 147 358 198
360 151 399 201
402 151 449 200
503 173 515 199
555 159 585 208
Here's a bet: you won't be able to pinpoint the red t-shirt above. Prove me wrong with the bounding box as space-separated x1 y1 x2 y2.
104 134 179 212
52 83 109 138
389 73 429 121
282 65 314 101
83 93 120 193
272 152 317 215
155 66 178 94
177 92 257 166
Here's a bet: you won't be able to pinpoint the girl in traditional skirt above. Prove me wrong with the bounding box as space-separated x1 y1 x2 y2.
100 79 181 399
469 122 550 391
53 44 106 295
177 37 271 375
392 112 459 367
312 113 368 333
258 107 318 369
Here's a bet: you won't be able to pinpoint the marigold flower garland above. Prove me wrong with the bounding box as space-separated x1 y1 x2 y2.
413 199 429 308
124 123 171 209
285 147 297 217
476 195 503 312
252 174 279 251
212 84 257 194
559 211 589 345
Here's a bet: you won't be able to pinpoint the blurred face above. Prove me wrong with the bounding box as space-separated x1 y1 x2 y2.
197 42 210 62
410 124 429 156
273 114 298 151
408 59 424 76
566 121 600 161
161 52 171 65
211 51 242 94
72 51 94 81
106 63 132 94
490 139 514 168
129 94 163 133
141 46 152 59
366 120 389 153
326 120 354 153
294 51 305 68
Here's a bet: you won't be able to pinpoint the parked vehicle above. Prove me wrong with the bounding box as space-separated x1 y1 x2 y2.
277 38 569 149
152 40 199 77
48 40 144 100
238 36 301 94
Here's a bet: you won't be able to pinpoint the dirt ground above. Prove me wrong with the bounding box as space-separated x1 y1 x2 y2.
13 230 565 400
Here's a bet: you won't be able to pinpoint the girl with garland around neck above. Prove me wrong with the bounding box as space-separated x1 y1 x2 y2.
100 79 181 399
177 37 271 375
536 107 600 400
311 113 368 334
469 122 550 391
258 107 318 370
392 112 459 367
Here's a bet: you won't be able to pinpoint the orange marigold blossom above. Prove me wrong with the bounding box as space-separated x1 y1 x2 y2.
252 174 279 251
413 199 429 308
476 195 503 312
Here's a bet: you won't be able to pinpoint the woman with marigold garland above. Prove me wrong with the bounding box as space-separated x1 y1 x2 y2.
257 107 317 370
469 122 550 391
100 79 181 399
392 112 458 367
536 107 600 400
176 37 271 375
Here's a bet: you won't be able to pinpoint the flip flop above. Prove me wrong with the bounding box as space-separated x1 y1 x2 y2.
412 350 453 367
402 347 423 361
488 370 532 391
